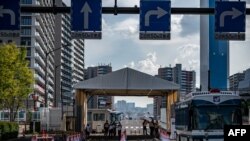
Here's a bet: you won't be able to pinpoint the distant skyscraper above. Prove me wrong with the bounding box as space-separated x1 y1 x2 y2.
84 64 113 109
200 0 229 91
127 102 135 111
146 104 153 115
116 100 127 112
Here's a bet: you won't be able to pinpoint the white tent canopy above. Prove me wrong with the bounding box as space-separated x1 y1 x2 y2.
74 67 179 96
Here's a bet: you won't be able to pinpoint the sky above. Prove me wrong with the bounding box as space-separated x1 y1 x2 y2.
64 0 250 107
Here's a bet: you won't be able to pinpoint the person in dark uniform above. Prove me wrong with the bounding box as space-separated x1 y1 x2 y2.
154 120 159 138
142 120 148 135
104 120 109 137
117 122 122 139
149 120 155 137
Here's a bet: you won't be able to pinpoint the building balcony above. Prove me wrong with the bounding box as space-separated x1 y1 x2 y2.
34 63 45 76
34 84 45 94
34 74 45 84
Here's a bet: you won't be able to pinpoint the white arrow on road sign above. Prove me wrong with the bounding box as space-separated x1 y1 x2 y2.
220 7 243 27
0 6 15 25
81 2 92 30
145 7 168 27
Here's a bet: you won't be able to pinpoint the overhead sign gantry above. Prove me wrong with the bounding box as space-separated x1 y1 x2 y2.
1 0 250 41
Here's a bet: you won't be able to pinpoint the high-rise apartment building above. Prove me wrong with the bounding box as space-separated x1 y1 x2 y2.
19 0 56 109
54 1 85 107
153 96 162 118
0 0 85 110
84 64 113 109
200 0 229 91
229 72 245 91
154 64 196 117
239 68 250 94
158 64 196 96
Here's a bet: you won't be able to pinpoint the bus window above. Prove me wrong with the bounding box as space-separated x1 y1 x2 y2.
232 109 242 125
192 106 242 130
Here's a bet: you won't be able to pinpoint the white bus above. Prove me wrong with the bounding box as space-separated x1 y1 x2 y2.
175 90 242 141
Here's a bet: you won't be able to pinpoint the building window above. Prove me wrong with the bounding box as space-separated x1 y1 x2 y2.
21 16 32 25
19 111 25 119
21 0 32 4
21 37 31 46
21 27 31 35
26 47 31 56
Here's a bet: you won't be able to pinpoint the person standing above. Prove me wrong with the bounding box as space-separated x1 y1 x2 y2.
117 122 122 139
154 120 159 138
149 120 155 137
104 120 109 137
109 122 113 137
85 124 91 139
112 122 117 136
142 120 148 135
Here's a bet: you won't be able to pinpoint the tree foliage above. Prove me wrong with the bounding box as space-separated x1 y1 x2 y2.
0 43 34 121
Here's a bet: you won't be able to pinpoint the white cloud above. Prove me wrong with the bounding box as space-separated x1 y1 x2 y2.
112 18 139 38
126 52 160 75
172 15 183 34
180 15 200 37
174 44 200 85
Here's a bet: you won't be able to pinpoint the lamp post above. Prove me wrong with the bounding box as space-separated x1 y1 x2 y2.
44 47 61 108
44 44 71 108
54 64 61 107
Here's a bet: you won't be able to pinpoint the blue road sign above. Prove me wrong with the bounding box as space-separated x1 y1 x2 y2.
140 0 171 32
215 1 246 32
71 0 102 31
0 0 20 30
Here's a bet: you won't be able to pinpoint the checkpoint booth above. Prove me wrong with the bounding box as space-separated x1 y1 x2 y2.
73 67 179 133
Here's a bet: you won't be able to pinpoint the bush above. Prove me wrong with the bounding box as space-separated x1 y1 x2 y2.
0 121 18 140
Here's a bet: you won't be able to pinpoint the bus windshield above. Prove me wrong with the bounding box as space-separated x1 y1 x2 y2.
193 106 241 130
110 113 122 124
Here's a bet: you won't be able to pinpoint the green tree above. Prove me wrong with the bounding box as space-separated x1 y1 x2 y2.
0 43 34 121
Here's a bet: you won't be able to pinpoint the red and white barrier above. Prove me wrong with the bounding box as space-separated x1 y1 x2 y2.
120 130 127 141
160 129 170 141
66 133 81 141
31 135 37 141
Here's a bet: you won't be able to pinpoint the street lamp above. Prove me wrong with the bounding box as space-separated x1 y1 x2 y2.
44 47 61 108
54 64 61 107
44 43 71 108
